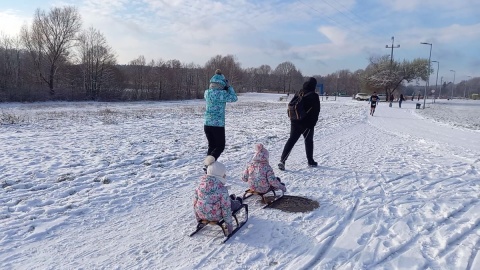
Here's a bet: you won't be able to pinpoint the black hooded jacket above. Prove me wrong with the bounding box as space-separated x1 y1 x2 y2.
296 77 320 128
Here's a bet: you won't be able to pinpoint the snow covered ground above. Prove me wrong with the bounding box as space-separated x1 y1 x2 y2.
417 99 480 131
1 94 479 269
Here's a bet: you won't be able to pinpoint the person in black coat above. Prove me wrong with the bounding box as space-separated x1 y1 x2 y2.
399 94 405 108
278 77 321 170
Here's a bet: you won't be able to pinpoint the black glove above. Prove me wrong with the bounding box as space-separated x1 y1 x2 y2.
224 79 230 90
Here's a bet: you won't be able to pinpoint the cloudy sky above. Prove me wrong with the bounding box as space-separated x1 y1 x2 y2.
1 0 479 82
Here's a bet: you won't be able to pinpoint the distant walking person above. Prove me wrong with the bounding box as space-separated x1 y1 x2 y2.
278 77 320 170
399 94 405 108
370 92 380 116
203 69 238 171
417 93 421 101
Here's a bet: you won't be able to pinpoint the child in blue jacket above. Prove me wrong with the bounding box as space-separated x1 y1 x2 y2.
203 69 238 169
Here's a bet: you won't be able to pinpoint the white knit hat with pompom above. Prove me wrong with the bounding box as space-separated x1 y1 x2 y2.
206 161 227 185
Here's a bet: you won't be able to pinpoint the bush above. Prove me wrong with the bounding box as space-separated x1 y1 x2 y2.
0 111 24 125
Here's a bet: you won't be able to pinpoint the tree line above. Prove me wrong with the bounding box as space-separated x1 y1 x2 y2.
0 6 478 102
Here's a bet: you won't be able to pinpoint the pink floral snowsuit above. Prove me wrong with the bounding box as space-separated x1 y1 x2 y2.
193 175 233 228
241 144 286 193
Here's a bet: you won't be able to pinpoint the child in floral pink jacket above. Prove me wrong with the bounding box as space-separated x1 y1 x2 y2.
193 160 242 234
241 143 287 193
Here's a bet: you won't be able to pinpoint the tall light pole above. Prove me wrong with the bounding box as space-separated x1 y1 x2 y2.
420 42 432 109
386 36 400 102
450 69 456 99
431 60 439 103
335 73 338 95
386 36 400 65
440 76 443 99
465 75 472 98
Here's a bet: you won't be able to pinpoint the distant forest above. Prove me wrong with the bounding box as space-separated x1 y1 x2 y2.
1 6 478 102
0 6 354 102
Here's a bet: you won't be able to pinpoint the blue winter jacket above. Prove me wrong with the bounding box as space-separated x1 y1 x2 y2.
204 86 238 127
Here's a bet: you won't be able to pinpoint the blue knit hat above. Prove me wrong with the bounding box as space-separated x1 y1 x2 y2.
209 69 227 88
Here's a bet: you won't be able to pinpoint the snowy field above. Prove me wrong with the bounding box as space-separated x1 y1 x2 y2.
1 94 479 269
417 99 480 130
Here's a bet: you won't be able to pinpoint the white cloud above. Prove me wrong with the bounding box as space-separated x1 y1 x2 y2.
387 0 421 11
398 23 480 46
1 0 479 76
386 0 480 12
0 10 30 37
81 0 129 15
76 0 311 64
318 26 347 45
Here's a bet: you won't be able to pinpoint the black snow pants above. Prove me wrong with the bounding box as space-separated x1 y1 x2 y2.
280 121 315 164
204 125 226 160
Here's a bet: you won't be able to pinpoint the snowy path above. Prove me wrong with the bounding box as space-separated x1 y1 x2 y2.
1 95 479 269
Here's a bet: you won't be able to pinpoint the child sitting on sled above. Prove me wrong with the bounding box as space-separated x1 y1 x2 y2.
193 158 243 234
241 143 287 194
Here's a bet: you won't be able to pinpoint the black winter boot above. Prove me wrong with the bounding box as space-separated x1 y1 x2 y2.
236 197 243 205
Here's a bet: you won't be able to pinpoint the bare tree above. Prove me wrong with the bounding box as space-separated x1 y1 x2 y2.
321 73 337 95
274 61 297 93
77 27 116 100
349 69 363 96
204 55 243 90
183 62 203 99
257 64 272 91
129 55 147 99
323 69 362 96
0 34 22 90
165 59 183 99
149 59 167 100
21 6 82 95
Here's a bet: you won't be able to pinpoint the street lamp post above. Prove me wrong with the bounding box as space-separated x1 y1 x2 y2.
431 60 439 103
335 73 339 99
440 76 443 99
465 76 472 98
450 70 456 99
420 42 432 109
